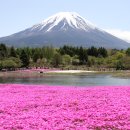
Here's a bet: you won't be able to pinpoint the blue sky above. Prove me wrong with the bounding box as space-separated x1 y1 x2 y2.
0 0 130 41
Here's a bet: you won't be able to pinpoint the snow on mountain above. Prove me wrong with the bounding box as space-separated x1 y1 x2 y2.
0 12 129 49
31 12 97 32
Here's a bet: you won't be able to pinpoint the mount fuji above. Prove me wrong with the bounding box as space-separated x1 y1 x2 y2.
0 12 129 49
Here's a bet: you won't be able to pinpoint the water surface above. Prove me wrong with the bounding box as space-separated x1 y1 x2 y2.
0 73 130 86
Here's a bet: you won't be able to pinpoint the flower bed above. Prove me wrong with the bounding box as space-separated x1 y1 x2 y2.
0 84 130 129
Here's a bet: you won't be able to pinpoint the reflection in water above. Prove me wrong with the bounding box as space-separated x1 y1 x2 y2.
0 74 130 86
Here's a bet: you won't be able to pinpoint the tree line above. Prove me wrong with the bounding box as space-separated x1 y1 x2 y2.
1 43 130 70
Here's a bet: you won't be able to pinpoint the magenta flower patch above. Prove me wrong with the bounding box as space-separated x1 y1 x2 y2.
0 84 130 129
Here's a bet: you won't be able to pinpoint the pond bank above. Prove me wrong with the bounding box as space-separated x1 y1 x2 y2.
1 69 130 78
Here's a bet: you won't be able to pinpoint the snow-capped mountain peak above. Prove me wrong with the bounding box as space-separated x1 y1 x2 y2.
0 12 129 49
31 12 96 32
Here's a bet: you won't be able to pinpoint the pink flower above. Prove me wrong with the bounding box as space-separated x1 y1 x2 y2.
0 84 130 129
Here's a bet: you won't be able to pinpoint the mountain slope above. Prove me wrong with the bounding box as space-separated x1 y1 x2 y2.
0 12 129 49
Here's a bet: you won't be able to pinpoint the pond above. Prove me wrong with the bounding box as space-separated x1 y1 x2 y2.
0 73 130 86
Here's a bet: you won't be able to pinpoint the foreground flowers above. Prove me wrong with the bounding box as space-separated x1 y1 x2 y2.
0 84 130 130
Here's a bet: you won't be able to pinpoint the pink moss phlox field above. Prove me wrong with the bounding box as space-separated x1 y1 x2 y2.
0 84 130 130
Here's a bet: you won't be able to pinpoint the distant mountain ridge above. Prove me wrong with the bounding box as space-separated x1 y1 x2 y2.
0 12 129 49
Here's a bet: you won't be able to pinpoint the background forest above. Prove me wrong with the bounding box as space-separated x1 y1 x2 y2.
1 43 130 71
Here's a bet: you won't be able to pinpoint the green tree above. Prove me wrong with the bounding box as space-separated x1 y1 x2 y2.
62 54 71 65
42 46 55 62
8 57 21 68
10 46 17 57
0 61 3 70
52 53 62 67
126 48 130 56
123 56 130 69
0 43 7 59
87 56 96 67
110 49 119 55
98 47 108 58
32 49 40 62
116 60 124 70
72 55 80 65
20 50 30 67
2 59 17 70
115 52 124 60
87 46 98 57
79 47 88 64
59 45 78 57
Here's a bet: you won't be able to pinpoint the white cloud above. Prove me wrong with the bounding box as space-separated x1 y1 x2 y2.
105 29 130 43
